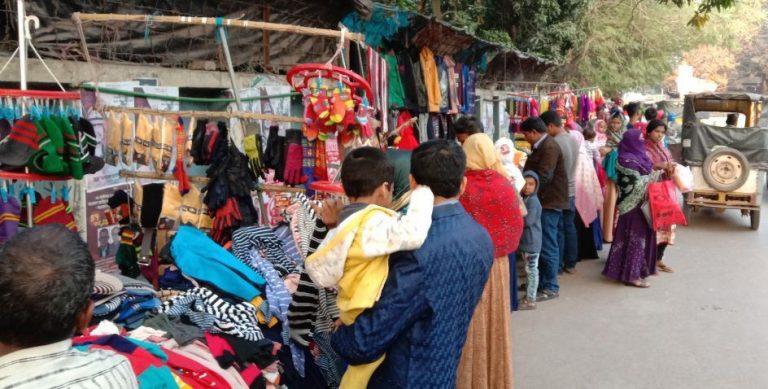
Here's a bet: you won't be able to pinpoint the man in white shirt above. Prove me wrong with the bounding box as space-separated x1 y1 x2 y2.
0 225 138 388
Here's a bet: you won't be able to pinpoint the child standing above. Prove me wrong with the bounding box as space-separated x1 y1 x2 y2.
305 147 434 388
519 171 542 310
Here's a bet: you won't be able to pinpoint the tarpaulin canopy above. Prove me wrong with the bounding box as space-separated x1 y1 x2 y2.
682 94 768 170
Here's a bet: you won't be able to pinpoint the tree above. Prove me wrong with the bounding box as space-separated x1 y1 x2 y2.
659 0 738 27
548 0 763 94
681 45 737 88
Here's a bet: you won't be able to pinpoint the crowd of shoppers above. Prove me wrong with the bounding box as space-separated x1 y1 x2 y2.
0 103 683 389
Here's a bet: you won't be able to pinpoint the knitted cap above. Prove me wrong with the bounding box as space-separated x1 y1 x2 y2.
0 196 21 243
0 119 10 141
28 118 67 175
75 117 105 174
26 196 77 231
106 190 132 225
0 118 41 168
93 270 124 296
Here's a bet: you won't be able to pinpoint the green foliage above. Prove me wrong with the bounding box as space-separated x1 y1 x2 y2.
659 0 738 27
550 0 763 95
375 0 760 94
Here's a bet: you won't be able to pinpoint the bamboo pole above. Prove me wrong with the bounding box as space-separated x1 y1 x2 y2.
101 105 305 124
72 12 365 42
118 170 306 194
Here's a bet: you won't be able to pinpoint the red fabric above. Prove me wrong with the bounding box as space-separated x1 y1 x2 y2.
460 169 524 257
173 119 190 195
395 111 419 150
29 197 76 231
9 119 40 149
648 180 687 230
164 347 230 388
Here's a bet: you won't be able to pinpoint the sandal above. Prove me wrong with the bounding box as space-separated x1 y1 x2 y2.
658 263 674 273
624 280 651 288
519 299 537 310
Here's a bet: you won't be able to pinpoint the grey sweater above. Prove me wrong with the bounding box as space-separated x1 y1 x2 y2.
554 132 579 197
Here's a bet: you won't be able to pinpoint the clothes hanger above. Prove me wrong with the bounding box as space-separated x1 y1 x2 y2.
49 182 58 204
0 181 8 203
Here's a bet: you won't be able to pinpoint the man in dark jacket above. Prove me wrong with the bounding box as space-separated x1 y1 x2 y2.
521 117 568 300
332 140 494 389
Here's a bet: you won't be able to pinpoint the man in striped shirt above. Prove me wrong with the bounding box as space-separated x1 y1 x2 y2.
0 225 137 388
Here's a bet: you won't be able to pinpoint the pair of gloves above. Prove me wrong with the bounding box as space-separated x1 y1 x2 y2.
191 120 225 166
263 127 306 185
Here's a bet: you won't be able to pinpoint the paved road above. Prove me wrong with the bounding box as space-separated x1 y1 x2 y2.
512 194 768 389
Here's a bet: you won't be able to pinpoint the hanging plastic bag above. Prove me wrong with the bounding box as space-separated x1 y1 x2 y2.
648 180 688 230
673 164 694 193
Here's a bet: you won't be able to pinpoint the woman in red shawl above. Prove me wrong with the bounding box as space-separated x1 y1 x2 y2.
645 119 677 273
456 133 523 389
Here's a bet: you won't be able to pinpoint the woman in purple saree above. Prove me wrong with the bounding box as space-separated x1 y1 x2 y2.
602 128 668 288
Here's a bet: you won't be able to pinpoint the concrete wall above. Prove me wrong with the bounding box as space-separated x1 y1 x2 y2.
0 57 265 89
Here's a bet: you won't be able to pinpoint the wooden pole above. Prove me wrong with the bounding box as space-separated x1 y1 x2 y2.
73 12 365 42
263 4 270 68
118 170 306 193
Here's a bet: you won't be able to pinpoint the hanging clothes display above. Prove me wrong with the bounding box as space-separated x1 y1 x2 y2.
420 47 442 113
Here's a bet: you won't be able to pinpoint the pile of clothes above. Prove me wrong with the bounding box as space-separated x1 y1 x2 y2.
87 189 345 388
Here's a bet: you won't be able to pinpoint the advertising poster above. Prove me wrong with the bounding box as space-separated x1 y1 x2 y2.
85 184 130 272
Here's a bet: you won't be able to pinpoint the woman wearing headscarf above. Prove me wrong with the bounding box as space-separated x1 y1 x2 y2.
645 119 677 273
599 112 626 242
602 128 668 288
494 137 526 191
593 119 608 149
569 130 604 260
457 133 523 389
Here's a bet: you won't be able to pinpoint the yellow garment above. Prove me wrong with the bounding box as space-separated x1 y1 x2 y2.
105 112 121 165
420 47 441 113
306 206 393 389
120 113 135 165
541 98 550 113
172 373 193 389
133 114 152 166
463 133 508 178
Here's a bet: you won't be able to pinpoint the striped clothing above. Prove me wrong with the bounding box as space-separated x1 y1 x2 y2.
0 339 137 389
159 287 264 341
231 226 298 276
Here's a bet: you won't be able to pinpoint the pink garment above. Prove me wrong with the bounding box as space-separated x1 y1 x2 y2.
594 119 608 148
530 98 540 117
570 131 605 225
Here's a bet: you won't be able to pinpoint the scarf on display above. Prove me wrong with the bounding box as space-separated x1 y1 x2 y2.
461 134 523 257
570 130 604 225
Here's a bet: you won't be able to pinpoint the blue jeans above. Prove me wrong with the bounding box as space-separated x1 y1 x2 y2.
521 251 540 302
540 209 563 293
560 196 578 270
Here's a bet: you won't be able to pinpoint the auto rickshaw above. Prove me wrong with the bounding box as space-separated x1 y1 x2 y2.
681 93 768 230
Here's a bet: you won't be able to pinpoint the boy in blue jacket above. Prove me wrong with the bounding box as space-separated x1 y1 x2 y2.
519 171 542 310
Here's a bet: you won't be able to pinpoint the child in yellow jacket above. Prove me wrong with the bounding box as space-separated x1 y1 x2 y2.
306 147 434 389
